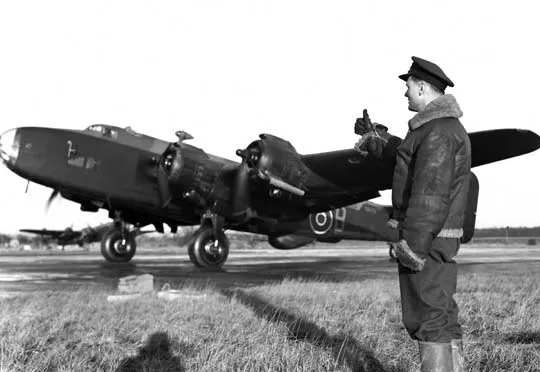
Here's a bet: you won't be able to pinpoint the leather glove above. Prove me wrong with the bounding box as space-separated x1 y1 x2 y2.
353 109 390 159
353 131 389 158
354 109 389 135
391 239 425 271
354 109 374 135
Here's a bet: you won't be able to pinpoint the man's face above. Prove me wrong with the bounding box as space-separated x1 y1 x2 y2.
404 77 423 112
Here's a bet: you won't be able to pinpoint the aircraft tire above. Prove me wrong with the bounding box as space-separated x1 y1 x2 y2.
188 228 229 268
101 229 136 263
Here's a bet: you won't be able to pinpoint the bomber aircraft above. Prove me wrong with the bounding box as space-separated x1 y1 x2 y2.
0 122 538 268
19 222 150 249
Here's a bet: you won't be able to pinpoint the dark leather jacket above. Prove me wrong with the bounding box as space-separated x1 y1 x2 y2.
389 94 471 256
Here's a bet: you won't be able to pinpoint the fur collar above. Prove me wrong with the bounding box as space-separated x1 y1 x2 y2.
409 94 463 130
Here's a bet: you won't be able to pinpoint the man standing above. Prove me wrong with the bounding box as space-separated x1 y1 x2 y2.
355 56 470 372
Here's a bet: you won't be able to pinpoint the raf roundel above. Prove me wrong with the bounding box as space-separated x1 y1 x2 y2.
309 210 334 235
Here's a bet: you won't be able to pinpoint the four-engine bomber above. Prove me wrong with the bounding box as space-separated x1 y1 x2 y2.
1 123 539 268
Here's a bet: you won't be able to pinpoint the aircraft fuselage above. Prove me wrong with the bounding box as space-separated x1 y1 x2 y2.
2 126 199 227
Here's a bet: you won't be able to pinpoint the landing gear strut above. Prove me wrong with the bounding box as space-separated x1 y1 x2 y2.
188 226 229 268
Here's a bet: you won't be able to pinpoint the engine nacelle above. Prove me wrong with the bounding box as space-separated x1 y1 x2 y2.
268 234 315 250
242 134 309 194
161 143 227 207
164 145 202 191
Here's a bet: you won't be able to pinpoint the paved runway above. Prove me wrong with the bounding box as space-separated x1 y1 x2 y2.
1 243 539 294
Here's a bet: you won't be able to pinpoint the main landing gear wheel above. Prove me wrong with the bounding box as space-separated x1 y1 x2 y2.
188 227 229 268
101 228 136 263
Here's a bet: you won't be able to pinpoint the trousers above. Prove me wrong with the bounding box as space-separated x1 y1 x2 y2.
398 237 463 342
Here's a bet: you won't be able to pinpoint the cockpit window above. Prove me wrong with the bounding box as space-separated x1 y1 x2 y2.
124 126 143 137
86 125 118 139
102 127 116 138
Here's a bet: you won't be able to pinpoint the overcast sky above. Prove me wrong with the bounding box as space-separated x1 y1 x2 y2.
0 0 539 234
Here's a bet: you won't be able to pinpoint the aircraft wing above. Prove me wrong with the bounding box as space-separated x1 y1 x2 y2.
302 128 540 190
19 228 84 246
164 128 540 223
301 148 394 192
19 229 72 238
468 129 540 167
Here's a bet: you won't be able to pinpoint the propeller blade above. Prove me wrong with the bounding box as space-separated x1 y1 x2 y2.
230 155 252 219
153 148 176 208
265 171 305 196
157 164 171 208
45 189 60 212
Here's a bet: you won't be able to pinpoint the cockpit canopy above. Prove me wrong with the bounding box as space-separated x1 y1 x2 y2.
84 124 169 154
85 124 119 139
85 124 144 140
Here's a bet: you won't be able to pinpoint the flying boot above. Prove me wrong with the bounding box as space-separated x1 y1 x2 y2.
418 341 453 372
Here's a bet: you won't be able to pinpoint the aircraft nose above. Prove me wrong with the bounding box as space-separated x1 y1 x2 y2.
0 128 20 165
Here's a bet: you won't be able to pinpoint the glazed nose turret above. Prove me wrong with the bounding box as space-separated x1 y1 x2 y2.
0 128 20 166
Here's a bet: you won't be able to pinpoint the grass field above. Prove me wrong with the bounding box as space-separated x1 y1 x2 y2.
1 250 539 372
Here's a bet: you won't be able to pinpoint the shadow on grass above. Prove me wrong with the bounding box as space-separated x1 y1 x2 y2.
220 288 407 372
503 331 540 345
115 332 186 372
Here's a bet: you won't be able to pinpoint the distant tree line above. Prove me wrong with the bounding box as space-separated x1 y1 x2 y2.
0 233 39 245
474 226 540 238
2 226 539 248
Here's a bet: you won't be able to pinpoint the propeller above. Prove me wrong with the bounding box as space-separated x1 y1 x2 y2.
231 147 258 220
45 189 60 212
157 159 172 207
154 130 192 208
154 149 175 208
236 141 305 199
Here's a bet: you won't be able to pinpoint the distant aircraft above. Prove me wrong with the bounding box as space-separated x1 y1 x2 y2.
1 122 538 267
19 222 149 249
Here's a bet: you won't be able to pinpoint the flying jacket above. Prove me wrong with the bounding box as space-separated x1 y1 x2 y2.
389 94 471 256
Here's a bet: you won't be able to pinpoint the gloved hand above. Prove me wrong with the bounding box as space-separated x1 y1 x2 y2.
353 109 390 159
353 136 385 158
354 109 390 134
354 109 375 134
354 117 371 136
391 239 426 271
